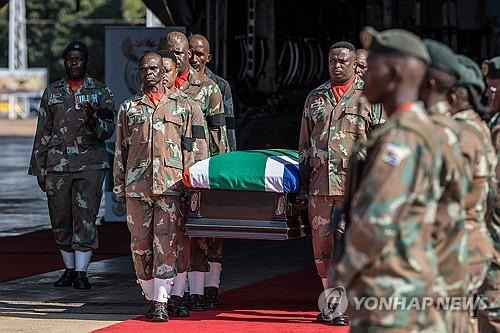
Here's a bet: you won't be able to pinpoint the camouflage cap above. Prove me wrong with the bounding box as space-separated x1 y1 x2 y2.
360 27 430 64
482 56 500 79
456 55 486 93
62 41 88 59
423 39 461 78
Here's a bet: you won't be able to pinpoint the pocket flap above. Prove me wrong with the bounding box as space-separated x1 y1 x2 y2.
164 114 183 126
164 157 183 169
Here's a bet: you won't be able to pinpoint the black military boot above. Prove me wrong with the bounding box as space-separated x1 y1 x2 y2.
189 294 207 311
145 301 155 320
149 301 169 322
54 268 75 287
204 287 220 309
167 295 190 317
182 292 190 306
330 313 350 326
72 271 91 289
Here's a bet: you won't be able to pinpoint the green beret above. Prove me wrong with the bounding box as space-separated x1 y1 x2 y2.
456 55 486 93
360 27 430 64
423 39 461 78
482 56 500 79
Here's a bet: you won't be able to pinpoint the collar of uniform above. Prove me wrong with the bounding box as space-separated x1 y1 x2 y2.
453 108 478 122
391 100 428 122
188 67 202 86
427 100 452 116
56 75 94 91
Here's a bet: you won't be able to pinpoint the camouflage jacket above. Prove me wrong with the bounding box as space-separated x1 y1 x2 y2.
179 67 229 160
427 101 469 297
29 76 115 176
335 102 441 326
299 78 384 196
206 67 236 151
113 89 195 198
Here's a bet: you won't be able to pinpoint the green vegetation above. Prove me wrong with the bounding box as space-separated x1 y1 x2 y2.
0 0 146 81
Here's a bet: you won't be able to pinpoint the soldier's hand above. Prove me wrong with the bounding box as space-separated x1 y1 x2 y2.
37 176 46 192
81 102 96 124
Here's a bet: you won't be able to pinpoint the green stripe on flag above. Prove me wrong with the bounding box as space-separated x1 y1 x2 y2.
208 149 298 191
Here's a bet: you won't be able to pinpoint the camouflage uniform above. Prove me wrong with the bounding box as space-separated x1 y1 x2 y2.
113 89 195 280
334 102 445 331
478 112 500 332
299 77 383 280
180 67 229 273
206 67 236 151
29 76 115 251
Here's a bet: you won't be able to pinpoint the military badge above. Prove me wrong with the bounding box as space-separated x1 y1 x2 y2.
381 143 410 166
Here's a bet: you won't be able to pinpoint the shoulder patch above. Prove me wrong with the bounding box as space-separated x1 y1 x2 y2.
381 143 410 166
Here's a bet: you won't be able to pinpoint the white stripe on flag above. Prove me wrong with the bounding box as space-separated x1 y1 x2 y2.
189 158 211 189
264 155 298 192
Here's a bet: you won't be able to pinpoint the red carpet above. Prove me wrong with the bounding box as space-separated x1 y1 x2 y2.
93 267 350 333
0 224 130 282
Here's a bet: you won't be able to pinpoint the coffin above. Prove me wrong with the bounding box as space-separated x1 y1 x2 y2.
183 149 310 240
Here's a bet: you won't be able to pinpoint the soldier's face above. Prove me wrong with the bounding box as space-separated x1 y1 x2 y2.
363 52 391 104
64 50 87 80
139 54 164 89
189 38 211 73
162 58 178 90
167 39 191 74
328 48 356 85
355 53 367 77
486 78 500 112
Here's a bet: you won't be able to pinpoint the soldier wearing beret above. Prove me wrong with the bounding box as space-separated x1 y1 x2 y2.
419 40 471 330
448 55 497 332
299 40 383 325
160 31 229 311
113 51 196 322
29 41 115 290
333 28 445 331
478 56 500 333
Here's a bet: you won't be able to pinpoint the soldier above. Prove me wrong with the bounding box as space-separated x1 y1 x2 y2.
478 57 500 332
419 40 471 330
355 49 368 77
189 34 237 151
160 31 229 311
448 55 497 332
298 40 382 324
187 33 234 309
29 41 115 290
333 28 445 331
113 51 195 322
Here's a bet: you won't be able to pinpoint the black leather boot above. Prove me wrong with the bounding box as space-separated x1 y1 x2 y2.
167 295 190 317
204 287 220 309
72 271 91 289
149 301 169 322
189 294 207 311
54 268 75 287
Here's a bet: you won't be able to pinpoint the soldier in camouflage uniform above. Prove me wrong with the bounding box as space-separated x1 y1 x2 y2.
188 33 235 309
333 28 445 332
448 55 498 332
419 40 471 331
29 41 115 290
478 57 500 332
160 31 229 311
113 51 195 322
299 40 383 324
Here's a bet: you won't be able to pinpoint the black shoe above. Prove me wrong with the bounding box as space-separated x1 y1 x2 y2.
204 287 220 309
316 311 350 326
182 292 190 306
149 301 169 322
167 295 190 317
72 271 91 289
146 301 155 320
54 268 75 287
189 294 207 311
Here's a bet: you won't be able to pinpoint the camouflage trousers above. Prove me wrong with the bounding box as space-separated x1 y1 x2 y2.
439 309 472 333
45 170 105 252
126 195 189 280
478 262 500 333
308 195 342 279
190 237 223 272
